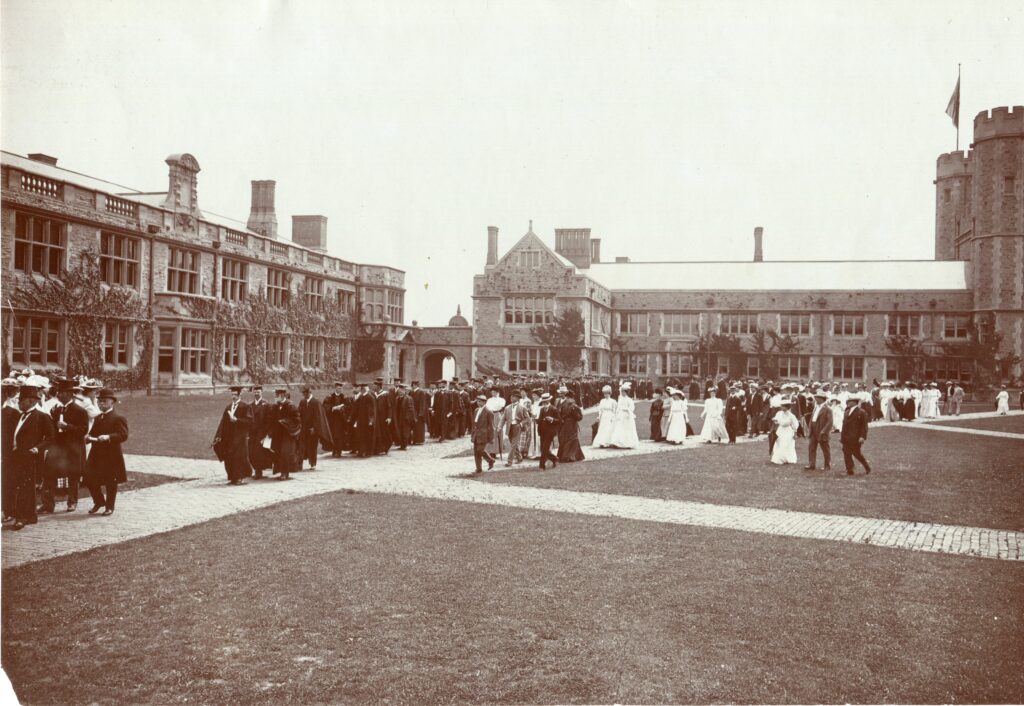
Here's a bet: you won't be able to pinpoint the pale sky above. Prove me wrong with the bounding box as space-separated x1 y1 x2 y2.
2 0 1022 325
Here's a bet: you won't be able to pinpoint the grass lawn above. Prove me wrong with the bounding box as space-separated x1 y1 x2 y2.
925 414 1024 435
480 426 1024 531
2 491 1022 705
116 388 337 459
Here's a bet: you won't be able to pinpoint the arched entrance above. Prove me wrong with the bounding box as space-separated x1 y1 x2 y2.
423 349 456 383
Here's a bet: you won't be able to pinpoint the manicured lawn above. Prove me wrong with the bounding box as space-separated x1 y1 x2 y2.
480 426 1024 531
2 492 1021 704
117 388 337 459
926 414 1024 435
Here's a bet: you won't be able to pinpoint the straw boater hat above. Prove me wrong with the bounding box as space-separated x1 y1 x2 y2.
602 385 612 394
540 392 552 401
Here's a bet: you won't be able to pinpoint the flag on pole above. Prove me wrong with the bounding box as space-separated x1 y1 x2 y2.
945 76 960 127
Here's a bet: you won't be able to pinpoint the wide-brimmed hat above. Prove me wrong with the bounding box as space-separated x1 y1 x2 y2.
19 384 41 400
602 385 612 394
475 393 487 401
55 378 82 393
813 390 828 399
540 392 552 401
97 388 118 401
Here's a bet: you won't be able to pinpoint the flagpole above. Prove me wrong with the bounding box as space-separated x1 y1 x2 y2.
956 63 961 151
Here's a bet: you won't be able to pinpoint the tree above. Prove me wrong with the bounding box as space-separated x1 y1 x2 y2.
690 333 743 378
942 316 1021 389
531 305 585 376
750 329 801 380
884 335 927 382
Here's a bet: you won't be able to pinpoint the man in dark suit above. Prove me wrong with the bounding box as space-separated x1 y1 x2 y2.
394 383 415 450
352 382 377 458
298 386 333 469
804 391 833 471
725 388 747 444
536 393 560 470
470 393 495 473
840 397 872 476
9 385 54 529
247 386 274 478
40 378 89 512
84 388 128 516
1 378 22 523
324 382 349 458
213 385 253 485
410 380 428 445
373 378 393 454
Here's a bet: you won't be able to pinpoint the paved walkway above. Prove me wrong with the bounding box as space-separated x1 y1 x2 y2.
3 414 1022 569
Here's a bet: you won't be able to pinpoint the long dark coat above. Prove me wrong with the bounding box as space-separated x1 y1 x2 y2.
352 392 377 457
12 408 55 523
271 401 301 474
374 392 394 453
214 401 252 482
324 392 350 452
45 400 88 481
86 410 129 484
394 392 415 448
248 398 275 472
556 397 585 462
299 396 334 463
411 388 429 444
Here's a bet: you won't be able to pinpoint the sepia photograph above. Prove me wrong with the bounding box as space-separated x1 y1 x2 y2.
0 0 1022 703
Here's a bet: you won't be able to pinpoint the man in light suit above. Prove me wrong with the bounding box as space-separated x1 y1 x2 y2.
470 393 495 474
803 390 833 471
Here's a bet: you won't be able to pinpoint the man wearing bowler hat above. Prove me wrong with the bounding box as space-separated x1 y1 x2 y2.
84 388 128 516
9 384 54 529
470 393 495 473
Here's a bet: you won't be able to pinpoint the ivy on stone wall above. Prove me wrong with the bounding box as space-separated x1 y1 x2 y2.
8 251 153 389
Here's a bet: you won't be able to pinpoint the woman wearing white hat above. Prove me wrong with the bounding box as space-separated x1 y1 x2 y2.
664 388 689 444
608 382 639 449
699 389 728 444
770 397 799 465
591 385 617 448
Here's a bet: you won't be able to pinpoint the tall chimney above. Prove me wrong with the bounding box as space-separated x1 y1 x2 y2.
753 226 764 262
247 180 278 239
486 226 499 266
590 238 601 263
292 215 328 252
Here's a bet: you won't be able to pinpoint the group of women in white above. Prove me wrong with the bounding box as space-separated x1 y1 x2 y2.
592 382 640 449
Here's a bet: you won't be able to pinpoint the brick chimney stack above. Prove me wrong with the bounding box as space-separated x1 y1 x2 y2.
292 215 328 252
590 238 601 263
486 226 499 266
753 226 764 262
247 180 278 239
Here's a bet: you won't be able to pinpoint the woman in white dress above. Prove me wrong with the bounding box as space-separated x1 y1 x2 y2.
770 398 799 465
996 386 1010 415
592 385 617 447
829 397 844 433
609 383 640 449
664 388 689 444
699 390 728 444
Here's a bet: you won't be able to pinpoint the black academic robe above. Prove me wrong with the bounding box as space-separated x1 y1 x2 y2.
394 392 415 449
374 392 394 453
271 401 301 475
411 388 429 444
352 392 377 457
248 399 275 472
324 392 350 453
12 408 55 523
214 401 253 482
45 401 88 481
298 396 334 465
556 397 585 462
1 404 20 518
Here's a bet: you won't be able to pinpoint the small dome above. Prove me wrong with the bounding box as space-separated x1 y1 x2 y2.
448 305 468 327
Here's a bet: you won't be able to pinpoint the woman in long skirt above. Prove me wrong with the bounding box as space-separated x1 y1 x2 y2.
556 390 586 462
699 390 728 444
770 399 799 465
609 383 639 449
664 388 689 444
592 385 617 447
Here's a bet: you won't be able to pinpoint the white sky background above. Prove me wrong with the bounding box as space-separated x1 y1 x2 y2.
2 0 1022 326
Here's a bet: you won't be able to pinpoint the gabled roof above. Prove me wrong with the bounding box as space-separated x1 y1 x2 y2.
495 224 576 270
585 260 969 291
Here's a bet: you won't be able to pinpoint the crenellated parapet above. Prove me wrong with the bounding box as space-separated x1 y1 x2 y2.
972 106 1024 144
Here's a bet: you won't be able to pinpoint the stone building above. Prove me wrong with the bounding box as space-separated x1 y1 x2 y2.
1 150 411 392
464 106 1024 386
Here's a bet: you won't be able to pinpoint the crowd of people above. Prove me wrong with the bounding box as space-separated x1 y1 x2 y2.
3 365 1021 531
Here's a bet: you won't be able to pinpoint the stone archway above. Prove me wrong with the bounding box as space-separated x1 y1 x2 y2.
422 348 457 383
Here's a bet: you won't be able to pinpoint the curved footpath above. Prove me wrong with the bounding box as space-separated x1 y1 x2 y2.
2 410 1022 569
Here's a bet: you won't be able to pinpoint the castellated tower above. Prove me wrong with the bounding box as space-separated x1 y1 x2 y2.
934 150 971 261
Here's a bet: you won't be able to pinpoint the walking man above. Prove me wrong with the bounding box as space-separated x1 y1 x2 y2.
9 385 54 529
40 378 88 512
84 388 128 515
471 393 495 473
537 392 560 470
840 396 871 476
803 390 833 471
213 385 252 485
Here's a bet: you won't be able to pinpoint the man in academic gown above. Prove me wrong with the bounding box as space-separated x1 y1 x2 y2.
555 386 586 463
1 379 22 523
410 380 428 445
298 386 334 470
9 385 54 529
270 388 301 479
373 378 394 454
40 378 89 512
394 383 415 450
324 382 350 457
84 388 128 516
247 386 274 478
352 382 377 457
213 385 253 485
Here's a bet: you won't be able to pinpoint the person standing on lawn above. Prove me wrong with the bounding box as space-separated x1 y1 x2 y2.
213 385 253 486
394 383 416 450
40 378 89 512
536 393 560 470
609 382 640 449
84 388 128 516
700 389 729 444
770 398 799 465
725 386 747 444
9 385 54 529
506 390 533 466
298 386 334 469
995 385 1010 415
271 388 301 479
804 390 833 471
471 393 495 473
556 387 586 462
664 388 689 444
1 378 22 523
592 385 617 448
840 396 872 476
352 382 377 458
649 388 665 442
410 380 429 445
